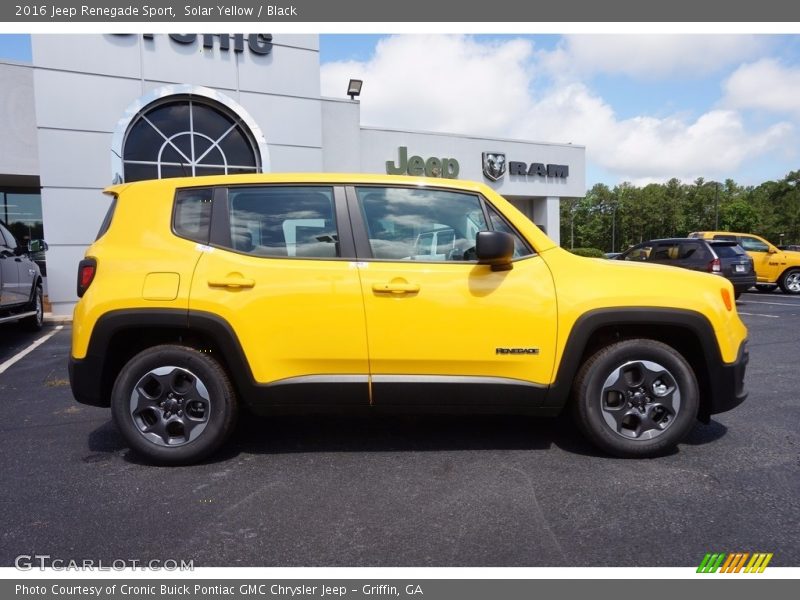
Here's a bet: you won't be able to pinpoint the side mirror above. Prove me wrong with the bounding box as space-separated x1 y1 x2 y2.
476 230 514 271
28 240 48 253
768 246 779 254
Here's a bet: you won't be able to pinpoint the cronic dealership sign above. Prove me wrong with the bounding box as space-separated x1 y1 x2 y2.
116 33 274 56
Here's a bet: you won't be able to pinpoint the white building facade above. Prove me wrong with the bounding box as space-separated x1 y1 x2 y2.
0 34 585 315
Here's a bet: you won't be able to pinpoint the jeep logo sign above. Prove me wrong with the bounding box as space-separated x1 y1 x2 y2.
386 147 459 178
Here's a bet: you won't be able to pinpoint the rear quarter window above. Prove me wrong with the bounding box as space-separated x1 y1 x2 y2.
711 243 746 258
173 188 213 244
96 197 117 240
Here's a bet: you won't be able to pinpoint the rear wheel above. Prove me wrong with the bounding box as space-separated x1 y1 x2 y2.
111 345 237 465
572 339 699 458
779 268 800 295
21 284 43 331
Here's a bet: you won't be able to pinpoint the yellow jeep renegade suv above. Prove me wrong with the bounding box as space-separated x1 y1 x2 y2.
689 231 800 294
70 174 749 464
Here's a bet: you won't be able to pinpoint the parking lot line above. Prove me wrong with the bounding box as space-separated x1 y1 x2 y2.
738 312 780 318
0 325 64 375
741 299 800 307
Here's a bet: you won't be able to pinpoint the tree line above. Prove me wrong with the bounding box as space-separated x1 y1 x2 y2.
559 170 800 253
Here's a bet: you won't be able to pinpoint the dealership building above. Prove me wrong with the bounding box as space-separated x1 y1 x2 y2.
0 34 586 315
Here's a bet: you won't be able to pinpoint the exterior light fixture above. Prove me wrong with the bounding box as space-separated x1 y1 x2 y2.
347 79 363 100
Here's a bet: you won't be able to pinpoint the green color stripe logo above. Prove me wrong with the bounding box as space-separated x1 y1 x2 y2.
697 552 773 573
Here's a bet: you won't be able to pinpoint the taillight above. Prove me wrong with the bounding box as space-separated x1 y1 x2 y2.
708 258 721 273
77 258 97 297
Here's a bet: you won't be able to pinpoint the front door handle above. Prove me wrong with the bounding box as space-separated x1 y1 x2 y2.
208 277 255 289
372 282 420 294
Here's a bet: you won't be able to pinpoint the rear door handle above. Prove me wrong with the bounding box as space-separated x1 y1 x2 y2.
372 282 420 294
208 277 255 289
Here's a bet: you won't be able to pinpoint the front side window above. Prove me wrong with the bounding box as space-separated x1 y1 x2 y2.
485 204 534 258
227 186 338 259
622 244 653 261
739 236 770 252
356 187 487 261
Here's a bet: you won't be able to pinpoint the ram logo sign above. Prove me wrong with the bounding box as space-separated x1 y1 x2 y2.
482 152 506 181
481 153 569 181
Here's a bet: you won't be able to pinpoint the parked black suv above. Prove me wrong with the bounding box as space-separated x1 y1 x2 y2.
0 219 44 330
615 238 755 298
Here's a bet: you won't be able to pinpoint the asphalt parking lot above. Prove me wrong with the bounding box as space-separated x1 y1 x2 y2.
0 292 798 568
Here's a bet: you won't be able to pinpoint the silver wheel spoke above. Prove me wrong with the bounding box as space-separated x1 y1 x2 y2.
600 359 682 440
129 366 211 447
787 272 800 292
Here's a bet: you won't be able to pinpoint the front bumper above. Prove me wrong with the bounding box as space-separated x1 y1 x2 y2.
705 340 748 417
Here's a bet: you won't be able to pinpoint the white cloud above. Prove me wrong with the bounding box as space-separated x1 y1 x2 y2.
542 35 766 79
513 83 793 182
320 35 793 183
321 35 533 136
722 58 800 115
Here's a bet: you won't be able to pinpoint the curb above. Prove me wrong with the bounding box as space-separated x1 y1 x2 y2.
44 314 73 324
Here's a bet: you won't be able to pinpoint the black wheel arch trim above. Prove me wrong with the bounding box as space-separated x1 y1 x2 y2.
544 307 747 420
70 308 256 407
70 306 746 419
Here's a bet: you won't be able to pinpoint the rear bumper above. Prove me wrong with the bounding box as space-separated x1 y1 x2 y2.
727 274 756 294
706 340 748 416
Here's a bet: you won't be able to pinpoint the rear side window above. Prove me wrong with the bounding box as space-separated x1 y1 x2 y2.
226 186 338 258
174 188 213 244
650 243 681 262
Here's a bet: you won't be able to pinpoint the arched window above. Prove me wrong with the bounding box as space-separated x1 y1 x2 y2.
121 96 261 182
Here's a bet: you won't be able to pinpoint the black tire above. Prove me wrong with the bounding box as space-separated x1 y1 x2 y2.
734 289 742 300
21 284 43 332
572 339 699 458
111 345 238 465
755 284 778 293
779 268 800 295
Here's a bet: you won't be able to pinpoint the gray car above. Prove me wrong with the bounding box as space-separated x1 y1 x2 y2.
614 237 756 299
0 219 44 330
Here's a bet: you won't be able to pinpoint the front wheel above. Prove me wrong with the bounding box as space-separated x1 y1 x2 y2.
111 345 238 465
572 339 699 458
779 268 800 295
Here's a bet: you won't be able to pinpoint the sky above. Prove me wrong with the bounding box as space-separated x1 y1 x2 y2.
3 34 799 187
320 34 800 187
